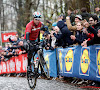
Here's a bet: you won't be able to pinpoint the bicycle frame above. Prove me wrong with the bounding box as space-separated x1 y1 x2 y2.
27 42 50 89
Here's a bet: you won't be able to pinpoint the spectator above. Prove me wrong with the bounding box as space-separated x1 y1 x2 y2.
82 28 94 41
81 7 91 21
52 22 57 30
73 9 79 15
81 21 100 47
67 9 75 24
40 25 48 35
0 46 3 54
70 22 88 45
82 15 100 42
95 7 100 20
53 21 73 47
16 33 19 40
43 31 55 50
21 34 24 40
89 14 100 29
57 14 66 23
66 14 82 35
51 26 64 47
9 36 18 43
40 25 49 42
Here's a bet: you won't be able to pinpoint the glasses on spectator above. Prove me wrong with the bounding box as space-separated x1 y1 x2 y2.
89 20 94 22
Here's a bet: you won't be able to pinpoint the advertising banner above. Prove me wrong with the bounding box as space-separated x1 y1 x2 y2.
1 32 17 42
20 54 27 73
9 57 16 73
43 49 57 77
57 45 100 82
15 56 22 73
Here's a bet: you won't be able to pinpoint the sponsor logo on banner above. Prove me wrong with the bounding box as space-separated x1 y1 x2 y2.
15 57 21 72
59 50 63 73
0 63 2 74
80 48 90 76
2 62 6 73
1 32 17 42
64 49 74 73
9 59 15 73
6 61 10 73
22 55 27 71
96 48 100 78
45 54 49 69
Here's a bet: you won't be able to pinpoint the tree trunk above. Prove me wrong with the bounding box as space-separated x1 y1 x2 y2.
78 0 90 13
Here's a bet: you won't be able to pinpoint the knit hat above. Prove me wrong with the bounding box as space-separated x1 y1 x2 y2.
75 15 82 20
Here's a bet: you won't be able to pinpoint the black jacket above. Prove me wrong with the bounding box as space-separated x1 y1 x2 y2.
92 21 100 30
74 31 88 45
87 26 100 46
81 12 91 21
45 36 54 50
53 21 73 46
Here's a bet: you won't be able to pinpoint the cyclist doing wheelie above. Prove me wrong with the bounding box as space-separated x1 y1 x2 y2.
24 11 42 72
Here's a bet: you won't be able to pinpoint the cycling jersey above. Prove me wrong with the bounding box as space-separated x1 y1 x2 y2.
24 20 42 40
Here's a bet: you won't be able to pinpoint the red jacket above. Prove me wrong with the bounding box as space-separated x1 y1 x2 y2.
24 20 42 40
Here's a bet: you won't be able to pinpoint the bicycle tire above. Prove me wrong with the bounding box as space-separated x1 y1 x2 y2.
27 63 38 89
38 50 50 79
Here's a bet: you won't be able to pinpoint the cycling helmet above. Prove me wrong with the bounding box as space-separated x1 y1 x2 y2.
33 12 41 18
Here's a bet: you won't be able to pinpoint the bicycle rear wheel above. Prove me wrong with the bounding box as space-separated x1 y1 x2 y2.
27 63 38 89
38 50 50 79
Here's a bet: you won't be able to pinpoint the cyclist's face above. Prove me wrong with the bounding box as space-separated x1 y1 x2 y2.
33 18 40 25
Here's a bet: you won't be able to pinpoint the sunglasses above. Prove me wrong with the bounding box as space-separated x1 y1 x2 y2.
89 20 94 22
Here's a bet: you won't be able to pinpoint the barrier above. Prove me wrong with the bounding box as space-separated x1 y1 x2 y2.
0 50 58 77
0 54 27 74
57 45 100 82
1 45 100 82
33 49 57 77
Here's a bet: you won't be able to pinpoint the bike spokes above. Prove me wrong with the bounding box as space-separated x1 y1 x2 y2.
38 52 50 79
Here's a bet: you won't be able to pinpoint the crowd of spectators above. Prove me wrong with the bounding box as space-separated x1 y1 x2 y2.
0 34 26 63
40 7 100 51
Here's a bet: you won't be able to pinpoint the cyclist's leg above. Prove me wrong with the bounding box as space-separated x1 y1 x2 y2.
27 51 33 66
27 44 37 71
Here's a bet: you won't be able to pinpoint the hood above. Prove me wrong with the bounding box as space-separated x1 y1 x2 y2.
57 21 65 29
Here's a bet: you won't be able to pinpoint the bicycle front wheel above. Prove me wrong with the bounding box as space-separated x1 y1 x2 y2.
27 64 38 89
38 50 50 79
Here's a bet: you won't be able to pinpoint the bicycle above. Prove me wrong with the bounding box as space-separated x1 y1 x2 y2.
26 42 50 90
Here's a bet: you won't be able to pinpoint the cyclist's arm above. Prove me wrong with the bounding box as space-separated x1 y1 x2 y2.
38 31 40 42
26 32 30 41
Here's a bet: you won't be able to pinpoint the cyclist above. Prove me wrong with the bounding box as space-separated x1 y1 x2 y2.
24 11 42 72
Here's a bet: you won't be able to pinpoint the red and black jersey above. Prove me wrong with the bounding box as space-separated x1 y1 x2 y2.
24 20 42 40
